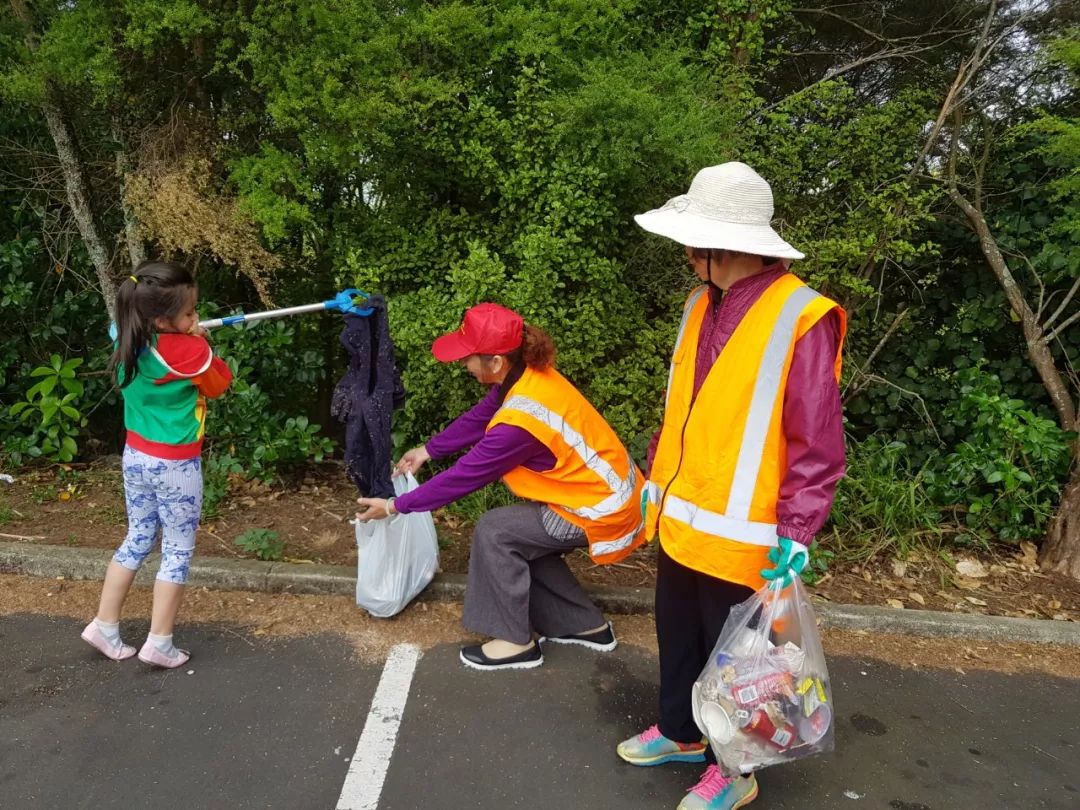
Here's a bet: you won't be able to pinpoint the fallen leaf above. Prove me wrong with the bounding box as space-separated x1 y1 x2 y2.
862 570 873 582
909 592 926 606
956 559 988 578
1052 614 1069 622
952 575 983 591
885 598 905 609
989 564 1009 577
964 597 988 606
892 561 908 578
1049 599 1062 610
1019 541 1038 568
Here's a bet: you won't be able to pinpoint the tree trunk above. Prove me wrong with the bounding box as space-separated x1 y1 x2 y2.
947 186 1080 581
947 187 1077 429
41 99 118 320
11 0 118 319
113 119 147 270
1040 445 1080 579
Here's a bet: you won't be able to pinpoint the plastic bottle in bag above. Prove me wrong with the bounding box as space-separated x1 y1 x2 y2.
691 578 834 775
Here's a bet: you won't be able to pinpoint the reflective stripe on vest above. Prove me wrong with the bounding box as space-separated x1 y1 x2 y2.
727 284 820 521
653 283 822 546
666 286 709 410
652 491 778 547
500 394 638 521
590 526 643 558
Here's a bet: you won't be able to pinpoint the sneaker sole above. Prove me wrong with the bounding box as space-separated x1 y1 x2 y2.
732 782 759 809
137 651 190 669
539 636 618 653
616 747 707 766
458 651 544 671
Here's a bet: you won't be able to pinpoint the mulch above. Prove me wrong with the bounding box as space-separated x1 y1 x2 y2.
2 461 1078 625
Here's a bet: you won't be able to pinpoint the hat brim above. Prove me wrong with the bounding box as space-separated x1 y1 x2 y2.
634 208 804 260
431 332 474 363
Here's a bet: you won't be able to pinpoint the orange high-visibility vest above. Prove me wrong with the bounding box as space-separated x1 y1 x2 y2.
488 366 645 564
645 273 846 590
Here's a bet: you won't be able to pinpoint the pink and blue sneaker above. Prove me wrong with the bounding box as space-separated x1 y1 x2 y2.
616 724 707 766
677 766 758 810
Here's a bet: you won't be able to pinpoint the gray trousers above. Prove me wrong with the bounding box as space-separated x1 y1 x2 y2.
461 503 606 645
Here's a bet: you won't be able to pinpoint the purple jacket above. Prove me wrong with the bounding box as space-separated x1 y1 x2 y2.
647 264 845 546
393 385 555 514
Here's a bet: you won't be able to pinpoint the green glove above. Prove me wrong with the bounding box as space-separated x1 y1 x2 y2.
640 486 649 521
760 537 809 589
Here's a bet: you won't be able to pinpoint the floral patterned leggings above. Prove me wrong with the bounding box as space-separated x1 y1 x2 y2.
113 446 203 585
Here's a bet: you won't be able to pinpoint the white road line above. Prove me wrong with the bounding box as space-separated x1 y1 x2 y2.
336 643 421 810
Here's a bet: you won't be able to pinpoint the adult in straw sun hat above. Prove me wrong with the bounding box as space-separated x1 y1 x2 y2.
356 303 646 671
633 161 805 260
615 162 848 810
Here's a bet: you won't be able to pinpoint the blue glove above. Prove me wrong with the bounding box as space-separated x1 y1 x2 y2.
761 537 809 589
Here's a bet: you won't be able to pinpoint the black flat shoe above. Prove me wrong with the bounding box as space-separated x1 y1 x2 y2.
540 622 617 652
459 642 544 671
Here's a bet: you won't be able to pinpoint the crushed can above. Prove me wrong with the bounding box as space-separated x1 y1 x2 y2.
746 708 797 750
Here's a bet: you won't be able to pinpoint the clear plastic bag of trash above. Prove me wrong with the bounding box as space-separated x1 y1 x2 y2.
354 473 439 617
691 578 834 776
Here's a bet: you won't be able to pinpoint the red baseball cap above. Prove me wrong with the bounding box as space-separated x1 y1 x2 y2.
431 303 524 362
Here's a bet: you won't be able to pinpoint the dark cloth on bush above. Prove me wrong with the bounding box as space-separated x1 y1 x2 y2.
331 296 406 498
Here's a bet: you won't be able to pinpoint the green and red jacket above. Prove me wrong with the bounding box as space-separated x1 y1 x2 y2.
120 333 232 460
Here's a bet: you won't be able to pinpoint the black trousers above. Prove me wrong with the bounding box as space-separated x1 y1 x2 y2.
656 543 755 764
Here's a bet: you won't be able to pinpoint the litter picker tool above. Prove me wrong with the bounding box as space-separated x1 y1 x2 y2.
198 288 374 330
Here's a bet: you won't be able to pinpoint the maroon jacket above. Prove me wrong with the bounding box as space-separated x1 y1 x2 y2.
647 264 845 546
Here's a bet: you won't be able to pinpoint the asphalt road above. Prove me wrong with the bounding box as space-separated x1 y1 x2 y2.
1 613 1077 810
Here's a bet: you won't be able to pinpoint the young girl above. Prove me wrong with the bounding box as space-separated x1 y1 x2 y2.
81 261 232 668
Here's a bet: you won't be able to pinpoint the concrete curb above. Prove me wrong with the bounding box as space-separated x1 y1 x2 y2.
3 541 1079 647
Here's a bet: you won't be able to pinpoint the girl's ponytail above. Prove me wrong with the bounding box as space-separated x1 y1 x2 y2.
110 261 196 388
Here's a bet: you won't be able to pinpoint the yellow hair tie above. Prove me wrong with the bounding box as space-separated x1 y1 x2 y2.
129 275 139 284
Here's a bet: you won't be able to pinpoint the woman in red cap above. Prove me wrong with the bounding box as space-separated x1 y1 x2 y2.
356 303 645 670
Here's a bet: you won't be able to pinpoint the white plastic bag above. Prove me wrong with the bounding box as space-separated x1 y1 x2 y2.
692 578 834 776
354 473 439 617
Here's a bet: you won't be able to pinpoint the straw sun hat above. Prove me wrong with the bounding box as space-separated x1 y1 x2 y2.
634 162 804 260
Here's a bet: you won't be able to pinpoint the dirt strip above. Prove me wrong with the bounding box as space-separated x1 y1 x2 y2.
3 574 1078 678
